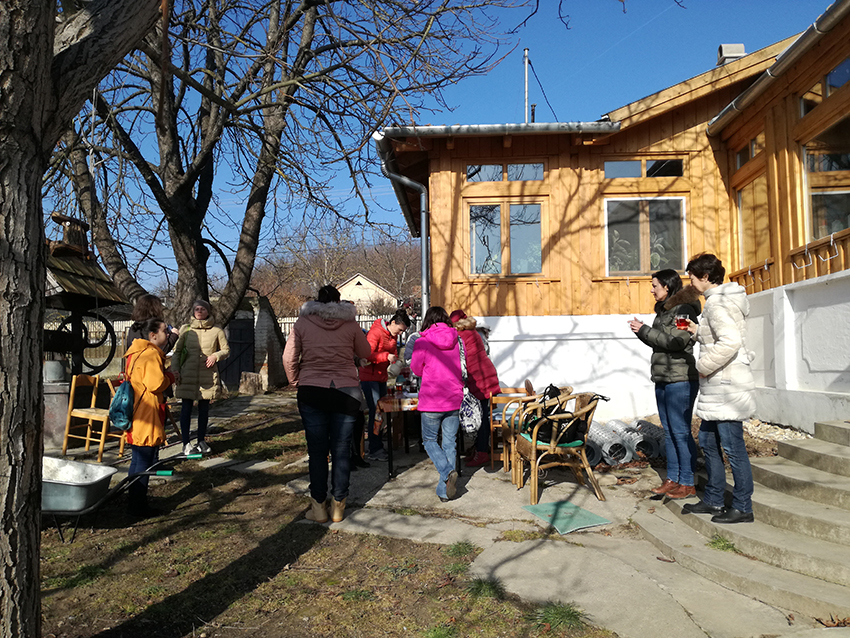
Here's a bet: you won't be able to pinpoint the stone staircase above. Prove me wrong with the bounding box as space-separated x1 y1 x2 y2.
633 420 850 619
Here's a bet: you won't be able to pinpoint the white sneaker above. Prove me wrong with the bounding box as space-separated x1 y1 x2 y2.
196 440 212 455
183 442 198 456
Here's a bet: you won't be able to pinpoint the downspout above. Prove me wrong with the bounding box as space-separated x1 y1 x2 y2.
372 131 430 314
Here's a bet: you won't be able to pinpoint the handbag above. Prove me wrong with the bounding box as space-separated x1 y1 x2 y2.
457 337 482 434
109 355 141 431
178 327 192 368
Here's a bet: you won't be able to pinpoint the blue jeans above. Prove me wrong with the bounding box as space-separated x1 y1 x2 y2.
655 380 698 486
129 445 159 497
360 381 387 454
180 398 210 445
421 411 459 498
299 402 355 502
698 420 754 513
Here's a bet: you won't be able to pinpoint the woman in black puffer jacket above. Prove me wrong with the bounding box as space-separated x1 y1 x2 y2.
629 269 701 499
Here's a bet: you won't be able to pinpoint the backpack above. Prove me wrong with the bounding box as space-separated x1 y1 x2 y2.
110 355 141 431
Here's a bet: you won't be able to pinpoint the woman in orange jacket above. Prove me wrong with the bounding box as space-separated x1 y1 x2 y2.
124 317 174 518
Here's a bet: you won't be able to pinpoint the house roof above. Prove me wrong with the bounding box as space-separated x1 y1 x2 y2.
45 253 128 311
336 272 397 300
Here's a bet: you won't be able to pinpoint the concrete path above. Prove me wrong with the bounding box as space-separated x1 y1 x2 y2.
50 393 850 638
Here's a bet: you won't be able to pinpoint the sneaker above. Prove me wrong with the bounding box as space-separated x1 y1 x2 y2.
366 449 389 462
196 440 212 455
183 442 198 456
465 451 490 468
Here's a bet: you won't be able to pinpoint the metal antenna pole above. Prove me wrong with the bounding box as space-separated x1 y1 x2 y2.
524 48 529 124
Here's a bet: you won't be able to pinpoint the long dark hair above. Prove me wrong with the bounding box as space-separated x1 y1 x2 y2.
139 317 166 340
420 306 451 332
131 294 165 322
686 253 725 284
652 269 683 297
317 285 341 303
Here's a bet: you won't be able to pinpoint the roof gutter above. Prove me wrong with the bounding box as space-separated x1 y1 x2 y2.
372 130 431 313
381 121 621 138
707 0 850 137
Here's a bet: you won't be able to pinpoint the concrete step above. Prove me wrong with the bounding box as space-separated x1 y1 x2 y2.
751 456 850 511
779 438 850 477
753 482 850 546
662 497 850 587
633 502 850 619
814 420 850 447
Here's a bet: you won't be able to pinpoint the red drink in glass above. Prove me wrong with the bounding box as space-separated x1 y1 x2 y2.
675 315 689 329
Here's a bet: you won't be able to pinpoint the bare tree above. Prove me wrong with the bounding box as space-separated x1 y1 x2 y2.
0 3 160 635
45 0 527 326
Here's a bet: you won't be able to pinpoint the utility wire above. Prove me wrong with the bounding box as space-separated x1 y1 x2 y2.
528 59 559 122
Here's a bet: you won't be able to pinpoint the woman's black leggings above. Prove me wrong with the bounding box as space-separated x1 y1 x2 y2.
180 398 210 444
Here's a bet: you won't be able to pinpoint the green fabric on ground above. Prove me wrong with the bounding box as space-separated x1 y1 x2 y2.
523 500 610 534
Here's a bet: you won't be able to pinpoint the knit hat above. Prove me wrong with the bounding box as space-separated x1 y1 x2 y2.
449 309 467 324
193 299 212 314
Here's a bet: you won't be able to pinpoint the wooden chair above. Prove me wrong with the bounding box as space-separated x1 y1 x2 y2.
513 392 605 504
62 375 126 463
488 381 537 470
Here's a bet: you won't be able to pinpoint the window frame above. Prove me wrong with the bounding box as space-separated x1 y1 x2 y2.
466 196 547 278
465 161 546 184
603 196 688 277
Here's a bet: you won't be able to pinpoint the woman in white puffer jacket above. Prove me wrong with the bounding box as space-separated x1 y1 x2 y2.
682 253 755 525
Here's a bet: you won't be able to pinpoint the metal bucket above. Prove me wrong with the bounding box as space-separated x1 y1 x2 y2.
42 456 118 513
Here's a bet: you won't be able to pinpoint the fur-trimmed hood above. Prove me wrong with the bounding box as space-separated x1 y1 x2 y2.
454 316 478 332
661 284 701 313
299 300 357 331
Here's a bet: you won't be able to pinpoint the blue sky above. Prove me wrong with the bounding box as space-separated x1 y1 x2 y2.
426 0 830 126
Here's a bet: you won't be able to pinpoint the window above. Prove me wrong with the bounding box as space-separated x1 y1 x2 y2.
604 159 683 179
469 202 542 275
466 162 544 183
801 56 850 116
803 112 850 239
735 132 766 169
605 198 685 275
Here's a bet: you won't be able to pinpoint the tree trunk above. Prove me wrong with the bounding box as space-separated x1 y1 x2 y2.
0 1 160 635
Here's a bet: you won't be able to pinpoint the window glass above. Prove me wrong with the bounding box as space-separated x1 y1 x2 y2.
812 192 850 239
466 165 502 182
801 81 824 116
826 57 850 97
751 132 765 157
804 113 850 239
507 163 544 181
647 200 683 270
470 204 501 273
604 161 641 179
607 201 641 272
509 204 542 273
736 146 750 170
646 159 683 177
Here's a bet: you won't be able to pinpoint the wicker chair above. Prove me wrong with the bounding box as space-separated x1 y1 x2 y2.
513 392 605 504
489 381 538 471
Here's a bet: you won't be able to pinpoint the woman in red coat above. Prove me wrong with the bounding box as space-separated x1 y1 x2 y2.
358 309 411 461
450 310 501 467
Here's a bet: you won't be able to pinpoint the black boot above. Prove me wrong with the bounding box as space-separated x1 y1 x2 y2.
681 500 725 515
711 508 754 524
127 480 160 518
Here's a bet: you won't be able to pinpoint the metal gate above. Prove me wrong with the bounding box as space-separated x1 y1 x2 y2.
219 319 254 388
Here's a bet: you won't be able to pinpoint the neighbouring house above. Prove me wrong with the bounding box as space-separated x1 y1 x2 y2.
337 272 399 313
374 0 850 429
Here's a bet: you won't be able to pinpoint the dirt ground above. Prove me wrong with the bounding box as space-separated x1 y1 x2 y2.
40 394 614 638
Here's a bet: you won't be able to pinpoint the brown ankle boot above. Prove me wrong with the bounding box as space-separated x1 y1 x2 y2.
651 479 678 495
305 497 329 523
666 483 696 499
331 497 346 523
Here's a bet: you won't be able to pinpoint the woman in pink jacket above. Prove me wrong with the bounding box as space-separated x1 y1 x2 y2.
283 285 371 524
411 306 464 502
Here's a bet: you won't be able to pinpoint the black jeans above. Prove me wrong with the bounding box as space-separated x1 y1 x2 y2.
180 398 210 445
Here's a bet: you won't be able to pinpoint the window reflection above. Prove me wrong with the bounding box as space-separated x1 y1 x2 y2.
470 205 501 273
507 163 544 181
510 204 542 273
604 161 641 179
466 165 502 182
804 113 850 239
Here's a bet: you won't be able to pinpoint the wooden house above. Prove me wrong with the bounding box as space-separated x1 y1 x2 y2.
375 0 850 427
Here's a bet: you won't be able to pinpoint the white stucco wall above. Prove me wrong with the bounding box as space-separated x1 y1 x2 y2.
482 270 850 431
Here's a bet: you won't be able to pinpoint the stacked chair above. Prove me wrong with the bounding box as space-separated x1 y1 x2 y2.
506 389 605 504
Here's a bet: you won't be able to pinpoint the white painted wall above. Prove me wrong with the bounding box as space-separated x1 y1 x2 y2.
483 269 850 431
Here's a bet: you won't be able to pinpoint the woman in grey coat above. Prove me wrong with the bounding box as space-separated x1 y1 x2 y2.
683 253 756 524
629 269 701 500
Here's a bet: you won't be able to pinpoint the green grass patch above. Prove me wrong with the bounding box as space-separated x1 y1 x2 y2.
382 563 420 579
444 540 476 558
500 529 546 543
527 601 587 629
44 564 108 589
393 507 420 516
341 589 376 602
444 562 468 576
707 534 738 553
466 577 506 600
422 626 457 638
